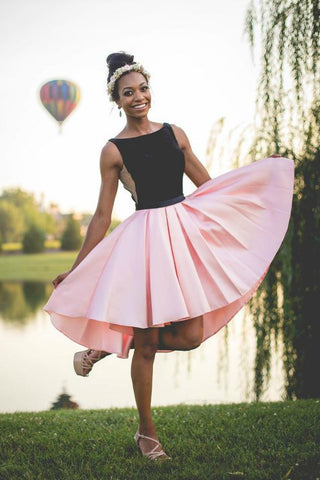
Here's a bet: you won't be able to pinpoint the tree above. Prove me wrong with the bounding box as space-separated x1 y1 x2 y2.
0 187 57 243
60 214 82 250
243 0 320 399
1 187 42 230
50 389 79 410
0 200 25 242
22 224 46 253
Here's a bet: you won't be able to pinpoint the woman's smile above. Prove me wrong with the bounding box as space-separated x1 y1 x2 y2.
132 103 148 110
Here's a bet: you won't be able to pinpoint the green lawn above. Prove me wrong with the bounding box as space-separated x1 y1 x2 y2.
0 251 77 281
0 399 319 480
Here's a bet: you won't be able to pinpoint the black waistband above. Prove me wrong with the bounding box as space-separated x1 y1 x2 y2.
136 194 185 210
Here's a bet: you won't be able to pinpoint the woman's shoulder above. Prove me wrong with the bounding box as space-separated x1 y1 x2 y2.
169 123 185 135
100 141 123 170
169 124 189 149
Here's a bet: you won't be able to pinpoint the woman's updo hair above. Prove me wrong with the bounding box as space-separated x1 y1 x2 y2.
106 51 149 101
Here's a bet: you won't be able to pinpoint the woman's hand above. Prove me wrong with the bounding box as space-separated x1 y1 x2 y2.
52 270 71 288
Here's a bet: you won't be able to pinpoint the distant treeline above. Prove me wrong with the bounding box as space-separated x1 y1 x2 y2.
0 187 120 253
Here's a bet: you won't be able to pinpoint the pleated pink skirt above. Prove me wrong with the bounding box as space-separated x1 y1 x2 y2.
43 156 295 358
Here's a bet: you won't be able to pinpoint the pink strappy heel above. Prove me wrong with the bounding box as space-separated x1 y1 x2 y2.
73 349 105 377
134 431 172 461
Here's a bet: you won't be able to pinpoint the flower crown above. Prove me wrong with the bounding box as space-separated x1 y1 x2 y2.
107 63 150 101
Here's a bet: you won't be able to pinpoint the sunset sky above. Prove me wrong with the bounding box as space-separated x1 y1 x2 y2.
1 0 258 220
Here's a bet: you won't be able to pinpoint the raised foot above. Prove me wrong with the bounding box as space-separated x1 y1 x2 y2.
134 431 172 461
73 349 111 377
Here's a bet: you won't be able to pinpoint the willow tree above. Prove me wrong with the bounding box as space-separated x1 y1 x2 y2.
243 0 320 399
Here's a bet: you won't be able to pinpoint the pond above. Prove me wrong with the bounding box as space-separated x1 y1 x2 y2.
0 281 286 413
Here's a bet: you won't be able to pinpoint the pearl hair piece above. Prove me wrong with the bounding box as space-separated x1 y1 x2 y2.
107 63 150 101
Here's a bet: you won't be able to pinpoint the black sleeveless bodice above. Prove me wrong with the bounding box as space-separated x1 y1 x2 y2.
108 123 185 210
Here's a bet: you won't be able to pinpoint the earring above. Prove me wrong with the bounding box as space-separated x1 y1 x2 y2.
118 106 122 117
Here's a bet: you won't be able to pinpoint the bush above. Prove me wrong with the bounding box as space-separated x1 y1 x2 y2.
22 224 45 253
60 214 82 251
50 391 79 410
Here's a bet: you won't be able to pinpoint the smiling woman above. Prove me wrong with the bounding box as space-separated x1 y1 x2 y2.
43 50 295 462
107 53 152 122
118 74 151 116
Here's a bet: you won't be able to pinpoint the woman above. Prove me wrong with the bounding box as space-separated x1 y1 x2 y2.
43 51 295 462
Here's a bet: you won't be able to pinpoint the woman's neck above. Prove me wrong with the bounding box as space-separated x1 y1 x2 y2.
123 116 154 135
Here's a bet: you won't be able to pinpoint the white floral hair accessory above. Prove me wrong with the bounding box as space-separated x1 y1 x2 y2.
107 63 150 101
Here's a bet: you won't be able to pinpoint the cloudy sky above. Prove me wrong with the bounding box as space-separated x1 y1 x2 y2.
1 0 258 220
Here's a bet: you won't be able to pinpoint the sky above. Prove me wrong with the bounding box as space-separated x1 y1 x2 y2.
0 0 258 221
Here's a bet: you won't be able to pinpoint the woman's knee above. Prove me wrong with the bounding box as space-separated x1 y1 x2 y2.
185 336 202 350
137 343 159 359
178 328 202 350
133 327 159 359
176 316 203 349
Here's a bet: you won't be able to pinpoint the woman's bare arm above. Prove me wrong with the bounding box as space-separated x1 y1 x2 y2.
52 142 122 287
172 125 283 186
171 124 211 187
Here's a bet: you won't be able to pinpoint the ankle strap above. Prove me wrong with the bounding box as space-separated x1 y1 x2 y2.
135 432 160 445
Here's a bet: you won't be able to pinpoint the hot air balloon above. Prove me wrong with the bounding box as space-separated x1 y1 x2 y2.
39 79 80 131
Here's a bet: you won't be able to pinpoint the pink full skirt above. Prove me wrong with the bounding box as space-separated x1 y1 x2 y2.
43 156 295 358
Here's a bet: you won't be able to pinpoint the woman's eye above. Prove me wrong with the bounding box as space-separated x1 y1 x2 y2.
123 86 148 96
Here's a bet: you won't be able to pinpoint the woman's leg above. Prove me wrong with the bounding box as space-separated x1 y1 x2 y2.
131 326 165 456
158 315 204 351
79 315 203 377
130 316 203 455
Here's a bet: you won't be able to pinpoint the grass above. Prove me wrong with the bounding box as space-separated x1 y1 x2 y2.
0 251 77 281
0 399 319 480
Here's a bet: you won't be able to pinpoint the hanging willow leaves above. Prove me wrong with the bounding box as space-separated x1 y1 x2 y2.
242 0 320 399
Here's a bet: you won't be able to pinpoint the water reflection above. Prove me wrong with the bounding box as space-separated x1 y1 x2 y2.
0 281 49 326
0 281 286 413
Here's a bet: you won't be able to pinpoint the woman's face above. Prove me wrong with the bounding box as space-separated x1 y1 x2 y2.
116 71 151 118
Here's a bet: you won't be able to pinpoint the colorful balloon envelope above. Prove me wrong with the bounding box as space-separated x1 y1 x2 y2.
39 79 80 127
